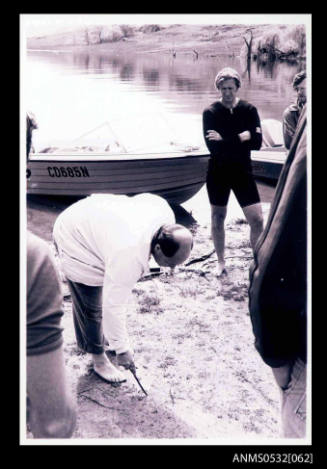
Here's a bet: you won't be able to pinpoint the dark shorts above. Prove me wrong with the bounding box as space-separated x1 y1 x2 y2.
206 160 260 207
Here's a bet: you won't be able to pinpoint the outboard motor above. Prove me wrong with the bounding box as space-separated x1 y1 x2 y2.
26 111 38 159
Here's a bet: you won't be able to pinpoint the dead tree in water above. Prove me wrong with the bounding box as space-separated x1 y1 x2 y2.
268 34 278 61
192 49 199 59
243 29 253 60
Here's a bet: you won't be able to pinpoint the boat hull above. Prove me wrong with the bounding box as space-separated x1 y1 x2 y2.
26 151 210 205
251 147 286 181
26 147 286 205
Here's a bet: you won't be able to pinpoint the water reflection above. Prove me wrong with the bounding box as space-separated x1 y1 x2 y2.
255 56 278 79
143 67 160 87
254 54 304 81
26 48 304 148
28 49 301 105
241 57 252 83
120 63 135 81
170 74 202 92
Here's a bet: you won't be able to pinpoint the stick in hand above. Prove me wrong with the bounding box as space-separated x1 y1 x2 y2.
130 369 148 396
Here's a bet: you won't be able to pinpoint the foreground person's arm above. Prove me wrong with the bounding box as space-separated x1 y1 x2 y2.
283 107 297 150
271 363 293 389
27 232 76 438
243 105 262 150
27 347 76 438
102 251 143 371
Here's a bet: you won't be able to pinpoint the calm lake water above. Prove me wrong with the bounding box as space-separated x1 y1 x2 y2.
25 47 300 205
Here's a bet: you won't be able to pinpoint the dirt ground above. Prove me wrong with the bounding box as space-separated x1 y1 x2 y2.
26 190 282 442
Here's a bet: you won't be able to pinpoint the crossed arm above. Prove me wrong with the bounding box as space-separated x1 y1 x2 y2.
203 107 262 154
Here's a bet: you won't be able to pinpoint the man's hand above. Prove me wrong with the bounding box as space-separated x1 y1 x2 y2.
206 130 223 141
272 363 293 390
117 351 136 373
238 130 251 142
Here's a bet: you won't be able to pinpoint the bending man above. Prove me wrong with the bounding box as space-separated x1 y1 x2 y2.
53 193 193 383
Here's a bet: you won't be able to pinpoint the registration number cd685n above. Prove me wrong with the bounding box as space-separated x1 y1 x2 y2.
47 166 90 177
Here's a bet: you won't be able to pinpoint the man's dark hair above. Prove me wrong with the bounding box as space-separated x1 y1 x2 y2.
151 225 182 257
292 70 306 89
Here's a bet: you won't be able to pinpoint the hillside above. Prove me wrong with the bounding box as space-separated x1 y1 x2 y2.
26 23 294 57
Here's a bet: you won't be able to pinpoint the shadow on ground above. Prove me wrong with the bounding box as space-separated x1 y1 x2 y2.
74 370 197 439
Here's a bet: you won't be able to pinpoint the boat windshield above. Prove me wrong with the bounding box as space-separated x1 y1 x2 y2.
33 113 202 155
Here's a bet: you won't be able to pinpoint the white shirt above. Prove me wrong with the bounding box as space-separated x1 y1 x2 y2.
53 193 175 354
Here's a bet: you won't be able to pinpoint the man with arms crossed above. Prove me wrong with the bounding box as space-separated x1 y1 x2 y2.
203 67 263 276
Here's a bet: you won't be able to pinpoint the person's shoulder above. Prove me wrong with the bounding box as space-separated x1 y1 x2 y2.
283 103 299 117
203 101 223 114
27 232 55 277
238 99 257 111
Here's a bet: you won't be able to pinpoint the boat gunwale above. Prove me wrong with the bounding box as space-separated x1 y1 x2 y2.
27 149 286 165
28 150 211 163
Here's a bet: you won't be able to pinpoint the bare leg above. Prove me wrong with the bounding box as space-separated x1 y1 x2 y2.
92 352 126 383
211 205 228 275
242 202 264 252
67 280 125 383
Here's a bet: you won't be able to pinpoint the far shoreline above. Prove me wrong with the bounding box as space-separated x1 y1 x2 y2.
26 23 287 58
